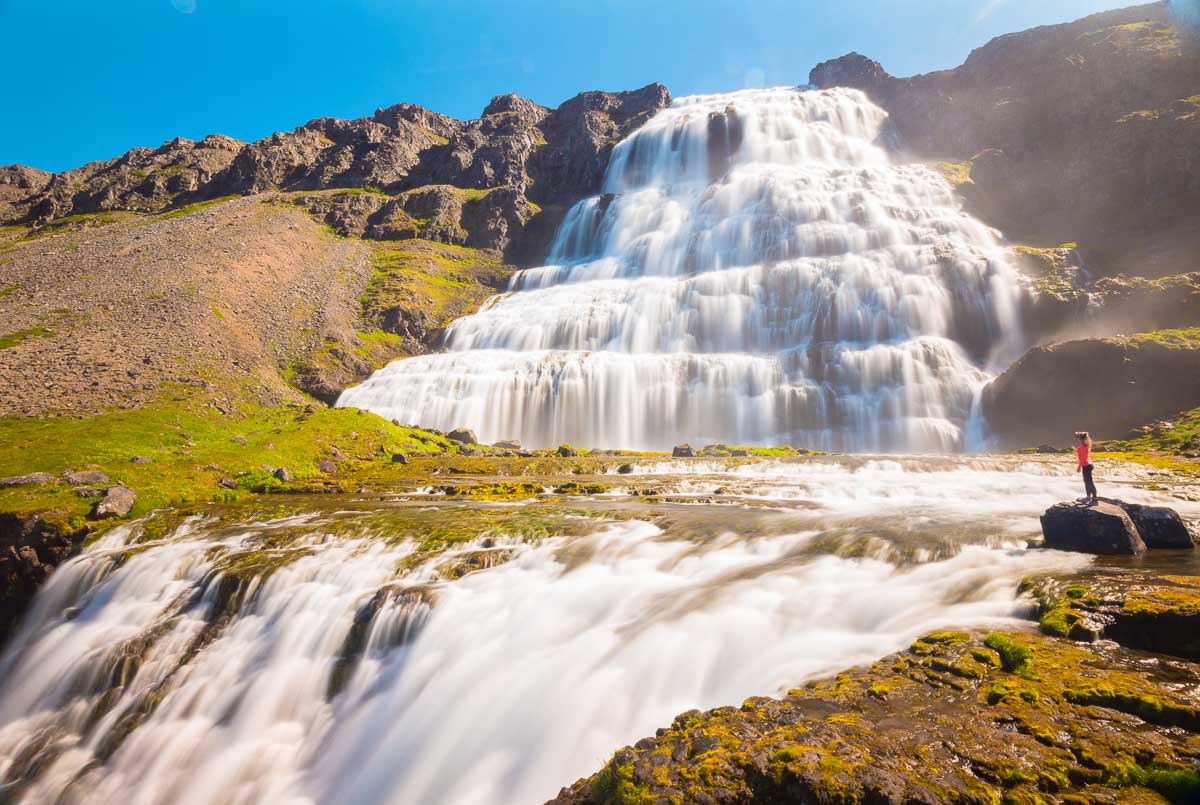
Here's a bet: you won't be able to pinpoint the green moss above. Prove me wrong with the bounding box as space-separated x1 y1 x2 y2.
360 240 510 334
0 327 52 350
20 210 141 240
156 195 239 220
984 634 1036 679
1037 600 1076 638
211 306 226 320
1124 327 1200 349
590 756 652 805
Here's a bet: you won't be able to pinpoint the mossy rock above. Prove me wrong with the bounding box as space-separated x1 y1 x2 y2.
550 629 1200 805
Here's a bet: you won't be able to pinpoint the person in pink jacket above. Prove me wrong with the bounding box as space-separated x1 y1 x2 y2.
1076 431 1097 504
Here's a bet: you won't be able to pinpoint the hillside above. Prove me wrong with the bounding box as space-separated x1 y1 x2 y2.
811 1 1200 279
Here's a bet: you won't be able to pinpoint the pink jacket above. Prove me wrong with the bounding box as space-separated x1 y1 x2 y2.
1077 443 1091 469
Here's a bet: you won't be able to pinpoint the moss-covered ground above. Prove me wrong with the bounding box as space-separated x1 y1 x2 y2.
0 387 456 528
556 625 1200 805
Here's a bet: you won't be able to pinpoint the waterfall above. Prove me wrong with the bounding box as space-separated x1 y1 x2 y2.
338 87 1023 452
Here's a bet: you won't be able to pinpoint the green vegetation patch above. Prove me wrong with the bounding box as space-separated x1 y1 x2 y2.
984 634 1036 678
156 195 240 220
0 387 454 525
0 327 52 350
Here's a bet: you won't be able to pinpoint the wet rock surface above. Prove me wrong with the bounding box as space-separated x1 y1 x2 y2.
1106 498 1197 549
1031 573 1200 661
0 513 90 644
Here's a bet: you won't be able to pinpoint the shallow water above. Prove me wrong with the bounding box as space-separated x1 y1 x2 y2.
1 457 1196 804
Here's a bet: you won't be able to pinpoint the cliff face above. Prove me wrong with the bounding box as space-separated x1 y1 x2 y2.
982 329 1200 447
3 84 671 263
810 2 1200 277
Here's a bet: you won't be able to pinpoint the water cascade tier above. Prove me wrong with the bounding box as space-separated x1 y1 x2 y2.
338 87 1023 452
0 457 1160 804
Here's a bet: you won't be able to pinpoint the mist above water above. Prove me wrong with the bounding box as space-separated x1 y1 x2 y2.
339 87 1024 452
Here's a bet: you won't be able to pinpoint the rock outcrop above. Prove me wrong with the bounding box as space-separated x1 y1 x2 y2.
982 329 1200 446
1040 500 1147 554
21 134 245 223
0 513 90 645
810 2 1200 277
1031 573 1200 660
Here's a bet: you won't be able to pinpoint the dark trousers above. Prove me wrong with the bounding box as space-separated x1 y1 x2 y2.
1082 464 1097 498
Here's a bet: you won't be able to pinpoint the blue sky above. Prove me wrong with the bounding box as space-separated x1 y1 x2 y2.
1 0 1147 172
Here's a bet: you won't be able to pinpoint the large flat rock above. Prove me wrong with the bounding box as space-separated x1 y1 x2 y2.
1040 500 1146 555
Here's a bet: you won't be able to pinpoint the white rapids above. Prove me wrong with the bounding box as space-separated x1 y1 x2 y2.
338 87 1024 452
3 459 1192 805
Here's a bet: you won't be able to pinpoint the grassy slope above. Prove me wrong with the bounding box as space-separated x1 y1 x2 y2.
0 387 457 528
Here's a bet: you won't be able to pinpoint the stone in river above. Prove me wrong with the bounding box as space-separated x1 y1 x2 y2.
1103 499 1195 550
1040 501 1146 555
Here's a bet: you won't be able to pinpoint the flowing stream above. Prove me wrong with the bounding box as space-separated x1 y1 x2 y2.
339 87 1023 452
4 457 1197 804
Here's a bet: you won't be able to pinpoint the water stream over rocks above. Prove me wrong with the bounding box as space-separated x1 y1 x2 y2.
3 457 1197 804
339 87 1023 452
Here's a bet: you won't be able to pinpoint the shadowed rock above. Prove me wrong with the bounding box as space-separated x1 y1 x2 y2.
1103 498 1196 549
1040 500 1146 554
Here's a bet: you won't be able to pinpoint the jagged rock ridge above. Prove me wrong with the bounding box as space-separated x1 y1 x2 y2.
2 84 671 261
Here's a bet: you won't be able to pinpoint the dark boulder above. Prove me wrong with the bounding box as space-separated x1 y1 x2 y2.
617 463 635 475
556 444 579 457
673 444 696 458
447 428 477 445
272 467 292 483
318 458 337 473
1103 499 1196 550
1040 501 1146 555
391 453 409 465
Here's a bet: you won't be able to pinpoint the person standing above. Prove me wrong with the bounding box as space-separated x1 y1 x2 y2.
1076 431 1097 503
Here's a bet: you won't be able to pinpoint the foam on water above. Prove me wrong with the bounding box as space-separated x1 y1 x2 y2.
5 459 1192 804
338 87 1023 452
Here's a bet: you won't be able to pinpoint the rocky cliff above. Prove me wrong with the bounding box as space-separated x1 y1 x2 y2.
810 2 1200 278
983 328 1200 447
3 84 670 263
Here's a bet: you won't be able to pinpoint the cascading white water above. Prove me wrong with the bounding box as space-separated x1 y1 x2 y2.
338 87 1023 452
5 460 1194 804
